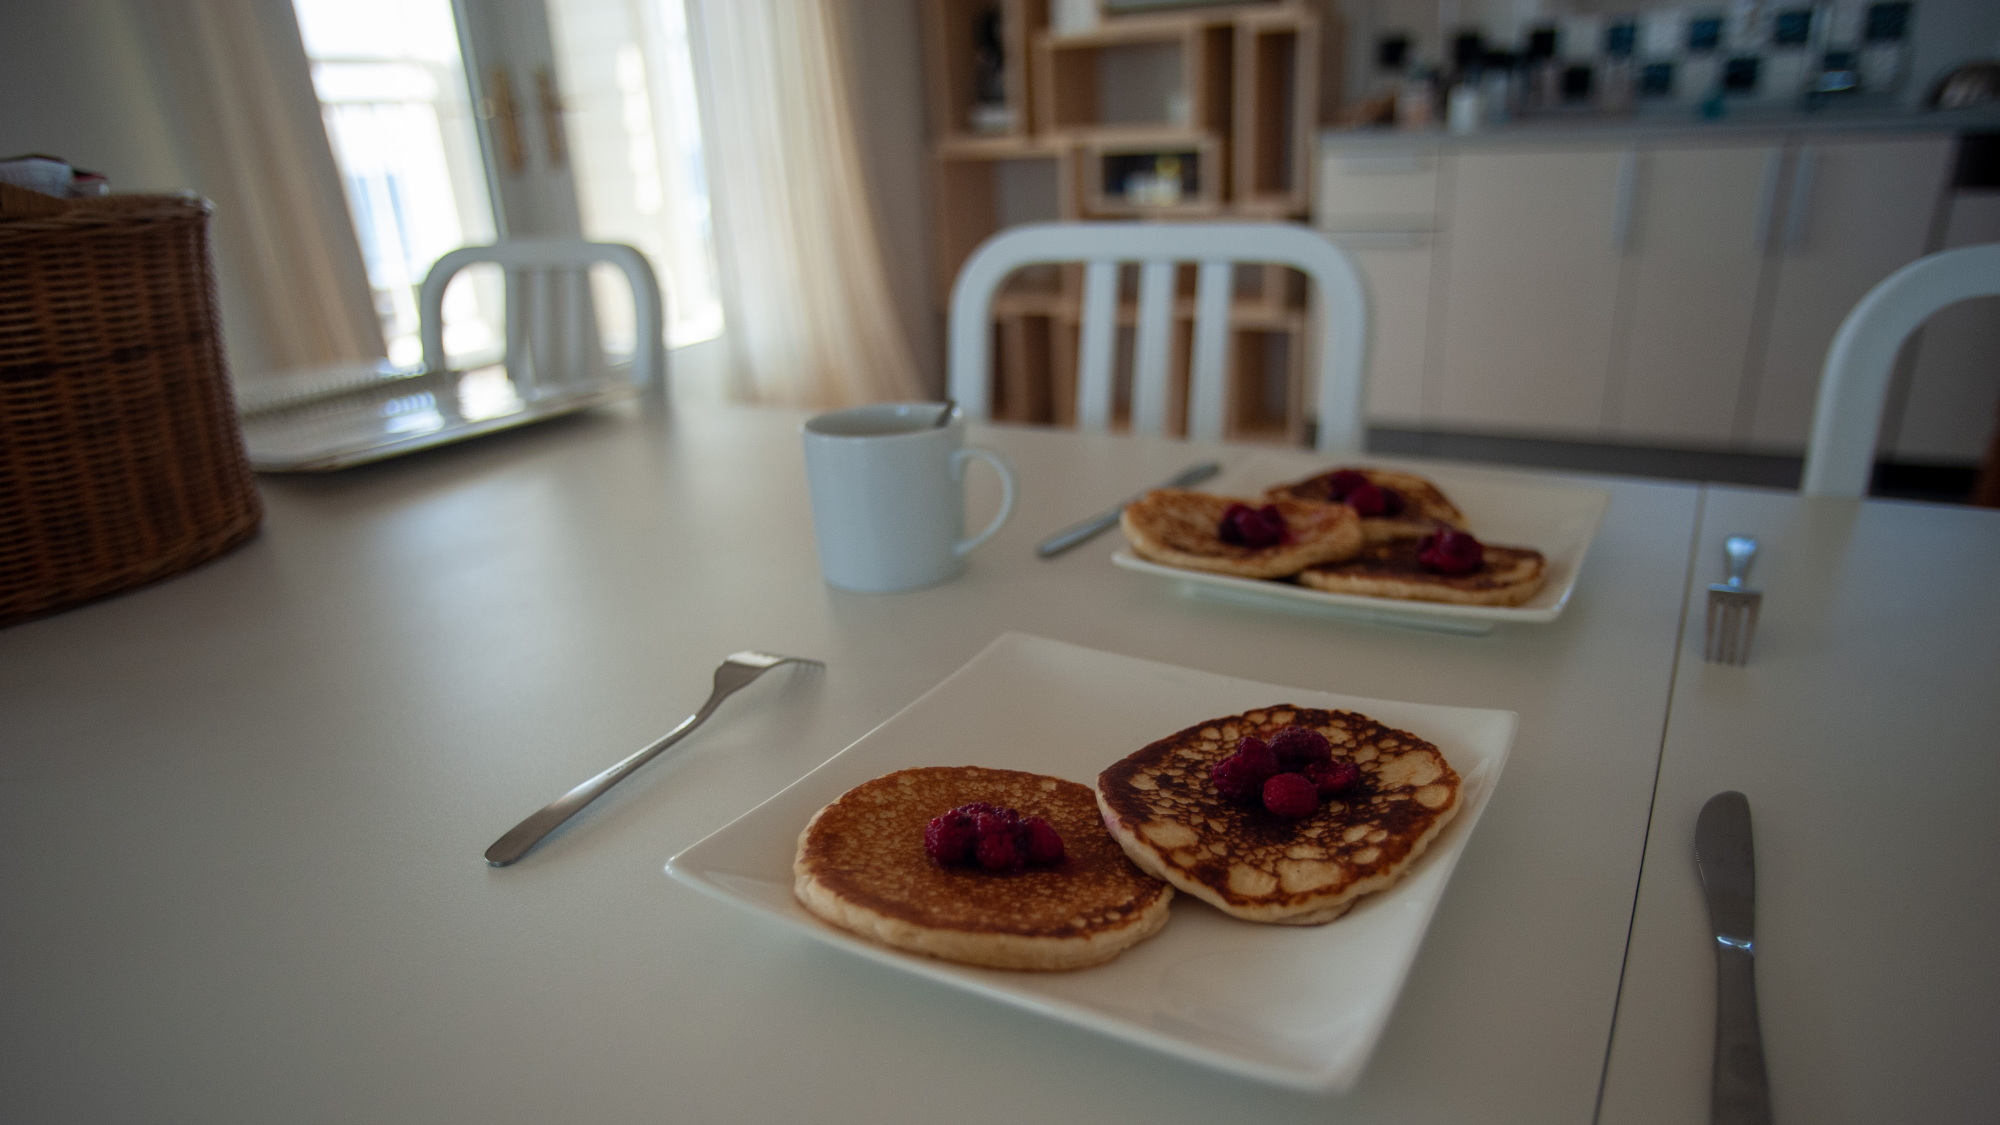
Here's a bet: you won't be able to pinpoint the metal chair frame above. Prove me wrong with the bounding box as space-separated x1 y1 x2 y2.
418 238 665 393
1803 242 2000 497
947 222 1369 453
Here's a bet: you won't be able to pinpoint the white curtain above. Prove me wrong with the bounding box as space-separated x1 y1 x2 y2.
685 0 925 408
142 0 384 376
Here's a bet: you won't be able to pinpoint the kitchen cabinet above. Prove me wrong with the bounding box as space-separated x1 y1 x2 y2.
1330 232 1432 426
1315 149 1439 429
1608 142 1781 446
1431 147 1629 437
1317 126 1963 458
1748 135 1956 449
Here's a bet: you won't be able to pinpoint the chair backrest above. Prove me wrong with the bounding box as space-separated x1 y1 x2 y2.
418 238 665 393
1803 242 2000 497
947 222 1369 453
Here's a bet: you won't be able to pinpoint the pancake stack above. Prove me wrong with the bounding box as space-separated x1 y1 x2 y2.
1120 465 1547 607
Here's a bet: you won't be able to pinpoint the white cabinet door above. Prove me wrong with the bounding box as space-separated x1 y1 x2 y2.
1320 232 1433 427
1608 143 1782 446
1748 135 1954 449
1432 147 1630 437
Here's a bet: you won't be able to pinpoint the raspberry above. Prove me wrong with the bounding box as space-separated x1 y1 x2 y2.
1345 482 1390 517
1262 772 1319 818
1217 502 1286 548
1211 736 1281 801
923 810 977 865
1304 758 1361 797
1021 817 1065 865
975 827 1022 871
1268 726 1332 767
1324 469 1370 499
1346 482 1406 518
1417 528 1485 575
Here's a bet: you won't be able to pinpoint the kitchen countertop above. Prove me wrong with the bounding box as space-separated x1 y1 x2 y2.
1320 103 2000 151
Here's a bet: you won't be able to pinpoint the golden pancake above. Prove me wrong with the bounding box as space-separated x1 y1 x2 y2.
1098 706 1460 925
1298 539 1547 606
1119 490 1363 579
795 766 1173 970
1266 466 1468 543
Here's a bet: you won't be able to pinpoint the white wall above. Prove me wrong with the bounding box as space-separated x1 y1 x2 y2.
0 0 277 385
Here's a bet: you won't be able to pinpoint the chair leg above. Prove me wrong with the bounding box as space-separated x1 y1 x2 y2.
1973 398 2000 509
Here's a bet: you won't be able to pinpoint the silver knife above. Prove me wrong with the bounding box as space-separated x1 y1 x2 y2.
1695 791 1774 1125
1035 461 1222 558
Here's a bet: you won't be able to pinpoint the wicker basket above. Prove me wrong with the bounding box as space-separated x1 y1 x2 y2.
0 193 262 627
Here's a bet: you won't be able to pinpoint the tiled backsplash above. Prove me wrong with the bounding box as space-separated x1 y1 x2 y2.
1355 1 1920 107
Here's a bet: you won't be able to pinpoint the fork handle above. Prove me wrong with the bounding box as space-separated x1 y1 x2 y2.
484 684 735 867
1722 536 1758 589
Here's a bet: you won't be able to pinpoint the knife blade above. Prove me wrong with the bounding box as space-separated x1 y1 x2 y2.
1695 791 1773 1125
1035 461 1222 558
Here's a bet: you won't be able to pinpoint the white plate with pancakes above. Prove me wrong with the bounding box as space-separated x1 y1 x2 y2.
1111 456 1611 635
666 633 1516 1091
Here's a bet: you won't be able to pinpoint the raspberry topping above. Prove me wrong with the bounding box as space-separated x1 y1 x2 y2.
924 803 1065 872
1324 469 1371 499
975 827 1021 871
1262 772 1320 818
923 810 979 864
1210 736 1281 801
1217 502 1287 548
1344 482 1406 518
1304 758 1362 797
1268 726 1333 767
1417 528 1485 575
1022 816 1065 865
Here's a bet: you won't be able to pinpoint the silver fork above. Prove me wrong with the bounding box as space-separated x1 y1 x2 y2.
1703 536 1762 666
485 651 823 866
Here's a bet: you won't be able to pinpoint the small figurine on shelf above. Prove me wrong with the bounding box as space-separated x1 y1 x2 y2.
969 9 1014 134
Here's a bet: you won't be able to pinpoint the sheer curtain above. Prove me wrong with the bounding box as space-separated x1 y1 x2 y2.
685 0 925 408
143 0 384 378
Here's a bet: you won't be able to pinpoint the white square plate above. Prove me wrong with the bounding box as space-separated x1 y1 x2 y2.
1111 456 1611 633
665 634 1517 1091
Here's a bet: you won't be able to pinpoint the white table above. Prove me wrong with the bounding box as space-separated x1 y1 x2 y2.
0 401 1854 1123
1599 487 2000 1124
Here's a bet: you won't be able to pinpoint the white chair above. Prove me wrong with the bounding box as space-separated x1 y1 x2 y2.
1802 242 2000 497
419 238 665 393
947 222 1369 453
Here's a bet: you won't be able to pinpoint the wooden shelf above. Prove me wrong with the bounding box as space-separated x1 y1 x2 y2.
921 0 1340 438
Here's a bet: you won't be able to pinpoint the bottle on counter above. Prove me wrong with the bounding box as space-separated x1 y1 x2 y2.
1448 81 1483 133
1397 64 1440 130
1480 51 1516 123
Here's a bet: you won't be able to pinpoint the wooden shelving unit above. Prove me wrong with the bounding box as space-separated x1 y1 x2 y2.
922 0 1338 440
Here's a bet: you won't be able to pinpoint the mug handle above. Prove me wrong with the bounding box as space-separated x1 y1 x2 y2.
951 446 1017 557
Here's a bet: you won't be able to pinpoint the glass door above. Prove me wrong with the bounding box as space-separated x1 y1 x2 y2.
293 0 721 375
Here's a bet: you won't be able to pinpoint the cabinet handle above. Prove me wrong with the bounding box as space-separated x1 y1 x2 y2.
1612 151 1639 252
1783 146 1817 251
1752 148 1783 254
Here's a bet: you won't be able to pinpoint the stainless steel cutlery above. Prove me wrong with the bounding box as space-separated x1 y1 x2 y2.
1703 536 1762 665
1695 791 1774 1125
485 651 822 866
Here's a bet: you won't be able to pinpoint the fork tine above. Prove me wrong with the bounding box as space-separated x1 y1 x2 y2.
1703 589 1760 666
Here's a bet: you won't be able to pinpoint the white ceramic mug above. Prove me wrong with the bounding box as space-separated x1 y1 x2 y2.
801 403 1017 593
